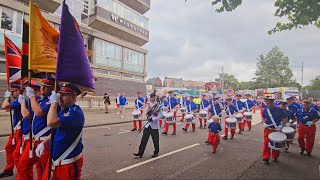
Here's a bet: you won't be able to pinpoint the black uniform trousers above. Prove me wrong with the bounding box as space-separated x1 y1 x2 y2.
138 126 159 155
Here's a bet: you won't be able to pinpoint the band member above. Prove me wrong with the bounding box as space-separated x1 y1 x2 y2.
159 95 168 128
308 98 319 112
39 83 84 180
14 84 41 180
253 97 257 113
279 101 296 152
19 76 57 180
182 96 198 132
208 116 222 154
242 94 255 131
234 94 245 134
0 85 22 178
162 91 179 135
132 92 145 131
223 97 238 140
296 100 319 156
260 98 268 117
262 94 287 165
180 94 187 122
119 93 127 119
205 96 223 144
134 91 162 158
199 94 210 128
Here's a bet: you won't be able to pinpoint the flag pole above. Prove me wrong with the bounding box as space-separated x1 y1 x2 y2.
27 70 33 158
48 77 57 180
4 32 16 145
19 11 25 154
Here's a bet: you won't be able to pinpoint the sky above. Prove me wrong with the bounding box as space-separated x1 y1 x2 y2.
144 0 320 86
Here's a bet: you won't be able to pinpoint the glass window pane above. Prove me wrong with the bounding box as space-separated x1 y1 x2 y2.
1 7 14 31
95 39 104 56
115 45 122 60
106 42 115 58
15 12 22 34
117 4 124 17
109 71 121 77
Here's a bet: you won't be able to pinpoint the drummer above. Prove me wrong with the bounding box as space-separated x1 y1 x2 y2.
180 94 188 122
233 94 245 134
296 100 319 156
222 97 238 140
199 94 210 128
162 91 179 135
205 96 223 144
262 93 288 165
242 94 255 131
279 101 296 152
132 92 146 131
159 95 168 128
182 96 198 132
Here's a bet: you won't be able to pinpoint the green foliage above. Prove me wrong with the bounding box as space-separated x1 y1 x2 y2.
305 76 320 90
254 46 297 88
209 0 320 33
215 73 240 90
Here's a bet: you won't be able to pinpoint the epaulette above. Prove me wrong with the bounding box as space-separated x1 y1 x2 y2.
69 106 78 112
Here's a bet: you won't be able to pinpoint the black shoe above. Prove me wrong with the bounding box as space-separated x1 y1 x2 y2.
0 170 13 178
182 128 187 132
162 132 168 135
231 136 234 139
131 128 137 131
133 153 143 158
171 132 176 135
199 125 203 129
205 141 209 144
222 136 228 140
192 129 195 132
152 153 158 158
248 129 251 131
262 159 270 165
272 159 278 162
238 131 242 134
307 153 311 157
300 148 305 155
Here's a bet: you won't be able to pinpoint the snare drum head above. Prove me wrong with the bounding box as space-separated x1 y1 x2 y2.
226 118 237 123
268 132 287 142
185 114 193 119
200 110 208 114
244 112 252 116
235 113 242 118
282 127 295 134
164 112 174 118
132 110 141 115
180 108 187 111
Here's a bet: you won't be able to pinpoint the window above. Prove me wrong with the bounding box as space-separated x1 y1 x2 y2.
123 48 145 73
96 69 108 75
0 61 5 73
95 38 122 68
123 73 134 79
135 75 144 81
109 71 121 77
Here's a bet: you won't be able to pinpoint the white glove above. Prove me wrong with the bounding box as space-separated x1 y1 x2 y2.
26 87 35 98
18 94 25 104
306 121 313 126
49 91 60 104
4 90 11 98
35 143 45 157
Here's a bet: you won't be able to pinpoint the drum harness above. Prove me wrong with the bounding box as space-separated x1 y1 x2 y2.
265 108 280 130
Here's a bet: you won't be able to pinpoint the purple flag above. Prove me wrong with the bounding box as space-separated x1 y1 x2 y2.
55 0 95 92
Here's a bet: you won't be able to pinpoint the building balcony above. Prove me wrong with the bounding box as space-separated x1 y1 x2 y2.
118 0 150 14
88 6 149 46
18 0 61 13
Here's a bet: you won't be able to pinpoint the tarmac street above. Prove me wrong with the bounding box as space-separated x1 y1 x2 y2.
0 111 319 179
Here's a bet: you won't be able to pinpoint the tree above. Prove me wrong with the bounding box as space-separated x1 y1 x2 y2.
215 73 240 90
209 0 320 34
239 81 258 90
254 46 296 88
304 76 320 90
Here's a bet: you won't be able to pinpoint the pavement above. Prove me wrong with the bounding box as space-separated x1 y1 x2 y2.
0 111 319 179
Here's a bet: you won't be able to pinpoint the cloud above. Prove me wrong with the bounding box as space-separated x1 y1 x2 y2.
145 0 320 86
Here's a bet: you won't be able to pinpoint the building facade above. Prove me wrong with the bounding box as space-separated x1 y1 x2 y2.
0 0 150 97
163 77 206 90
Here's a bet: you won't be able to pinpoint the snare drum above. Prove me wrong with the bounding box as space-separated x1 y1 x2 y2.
281 126 295 141
243 111 253 121
235 113 243 123
185 114 194 123
199 110 208 118
289 123 297 130
226 118 237 129
268 132 287 150
164 112 174 123
132 110 141 120
180 107 187 114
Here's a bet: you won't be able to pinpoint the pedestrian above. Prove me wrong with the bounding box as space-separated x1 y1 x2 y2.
182 96 198 132
116 93 120 114
296 100 319 156
0 84 22 178
134 91 162 158
132 92 145 131
208 116 222 154
262 93 287 165
119 93 127 119
103 93 111 113
40 83 84 180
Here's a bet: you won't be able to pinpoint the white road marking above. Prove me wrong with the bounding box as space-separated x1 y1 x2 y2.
0 150 5 153
85 126 111 130
116 143 200 173
120 129 130 132
319 165 320 176
117 129 131 134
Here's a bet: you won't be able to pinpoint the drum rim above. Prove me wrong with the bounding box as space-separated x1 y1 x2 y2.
268 132 287 142
282 127 295 133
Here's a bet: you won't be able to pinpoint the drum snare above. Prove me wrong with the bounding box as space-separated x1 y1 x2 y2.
226 118 237 129
132 110 141 120
281 126 295 141
268 132 287 150
244 111 253 121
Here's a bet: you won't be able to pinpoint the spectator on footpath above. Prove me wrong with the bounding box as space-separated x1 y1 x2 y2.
104 93 111 113
116 93 120 114
119 93 127 119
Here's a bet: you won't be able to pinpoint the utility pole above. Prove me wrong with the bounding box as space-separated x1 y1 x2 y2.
222 66 224 98
301 61 304 99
